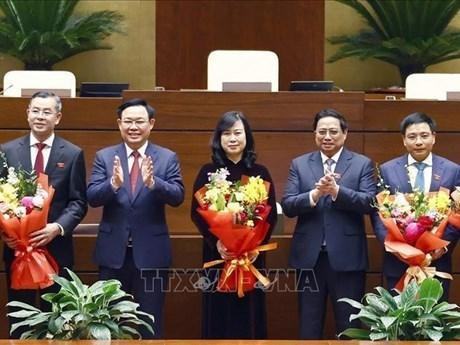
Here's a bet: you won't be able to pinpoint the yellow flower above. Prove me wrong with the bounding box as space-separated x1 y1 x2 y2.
428 190 450 213
242 176 268 204
0 183 19 210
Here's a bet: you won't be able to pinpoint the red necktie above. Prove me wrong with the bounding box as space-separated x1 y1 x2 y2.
34 142 46 174
130 151 140 193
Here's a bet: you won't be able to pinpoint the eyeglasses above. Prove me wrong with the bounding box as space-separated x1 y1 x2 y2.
315 128 341 137
121 120 149 127
29 108 57 117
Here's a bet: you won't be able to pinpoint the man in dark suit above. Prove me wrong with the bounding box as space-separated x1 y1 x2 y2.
87 98 184 339
281 108 376 339
0 91 88 338
372 112 460 300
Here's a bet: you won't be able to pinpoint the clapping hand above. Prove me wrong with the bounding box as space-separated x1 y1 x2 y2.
111 155 124 190
141 155 155 189
315 172 339 199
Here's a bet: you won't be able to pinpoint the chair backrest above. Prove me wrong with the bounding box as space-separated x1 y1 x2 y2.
405 73 460 100
207 50 279 91
3 70 76 97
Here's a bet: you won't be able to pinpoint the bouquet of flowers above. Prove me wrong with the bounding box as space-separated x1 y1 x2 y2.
194 168 277 297
375 186 453 290
0 162 58 289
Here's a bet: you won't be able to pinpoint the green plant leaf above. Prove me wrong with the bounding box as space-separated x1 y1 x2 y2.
419 278 443 302
328 0 460 83
425 328 443 341
88 323 111 340
7 301 41 311
370 331 389 341
7 269 154 339
400 280 419 305
381 316 397 329
338 297 364 310
339 328 371 339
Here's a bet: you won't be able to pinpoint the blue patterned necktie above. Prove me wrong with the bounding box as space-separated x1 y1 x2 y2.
325 158 335 174
413 162 426 192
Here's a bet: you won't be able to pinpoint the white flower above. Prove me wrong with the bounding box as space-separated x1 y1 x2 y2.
32 195 44 208
227 202 243 214
6 167 19 185
14 206 27 218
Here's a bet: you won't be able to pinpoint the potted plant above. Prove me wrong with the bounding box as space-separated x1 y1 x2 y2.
327 0 460 84
7 268 154 339
0 0 123 70
339 278 460 341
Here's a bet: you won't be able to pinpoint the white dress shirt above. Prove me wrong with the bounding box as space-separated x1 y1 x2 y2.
407 153 432 193
30 133 55 171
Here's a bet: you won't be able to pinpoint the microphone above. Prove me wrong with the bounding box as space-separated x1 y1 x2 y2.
0 84 14 96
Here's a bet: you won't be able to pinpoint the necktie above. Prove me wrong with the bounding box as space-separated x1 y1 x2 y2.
324 158 334 174
130 151 140 193
34 142 46 174
413 162 426 192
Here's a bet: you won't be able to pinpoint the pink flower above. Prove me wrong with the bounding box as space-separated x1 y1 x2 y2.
403 222 426 245
20 196 35 214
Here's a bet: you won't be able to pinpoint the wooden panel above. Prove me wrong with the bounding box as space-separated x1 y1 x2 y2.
0 97 121 130
156 0 325 90
123 91 365 131
364 99 460 131
364 133 460 164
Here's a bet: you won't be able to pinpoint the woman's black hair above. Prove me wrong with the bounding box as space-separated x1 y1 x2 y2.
211 110 256 168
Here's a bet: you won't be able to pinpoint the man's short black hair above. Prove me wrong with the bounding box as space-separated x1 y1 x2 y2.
400 112 436 135
312 108 348 132
117 98 155 119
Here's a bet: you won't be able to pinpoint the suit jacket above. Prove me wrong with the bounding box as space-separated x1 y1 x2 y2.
282 148 376 271
372 154 460 277
0 134 88 268
87 142 184 269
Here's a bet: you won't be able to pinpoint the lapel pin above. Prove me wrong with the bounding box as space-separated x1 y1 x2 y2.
433 174 441 181
57 162 65 168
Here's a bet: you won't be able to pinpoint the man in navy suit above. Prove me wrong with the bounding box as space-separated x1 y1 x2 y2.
372 112 460 300
282 108 376 339
87 98 184 338
0 91 88 338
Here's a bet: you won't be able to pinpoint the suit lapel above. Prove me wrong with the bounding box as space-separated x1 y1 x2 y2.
114 144 132 199
334 148 352 181
395 155 412 193
430 155 443 191
46 136 64 175
309 151 324 183
18 135 33 171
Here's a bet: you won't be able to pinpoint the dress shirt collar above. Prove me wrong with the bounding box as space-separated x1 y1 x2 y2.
407 153 432 167
30 132 54 148
320 147 343 165
124 141 148 158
